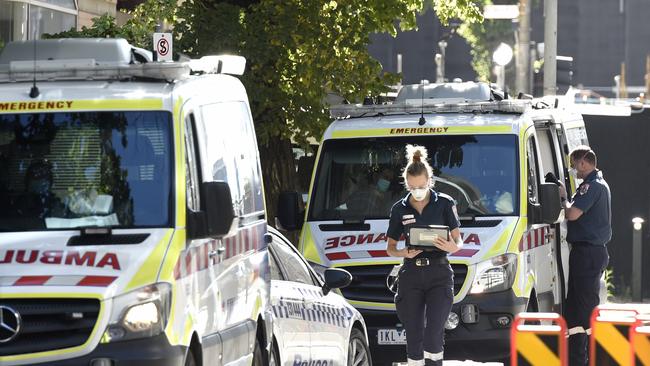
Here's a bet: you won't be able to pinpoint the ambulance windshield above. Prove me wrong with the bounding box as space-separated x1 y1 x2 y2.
0 111 173 231
309 135 519 221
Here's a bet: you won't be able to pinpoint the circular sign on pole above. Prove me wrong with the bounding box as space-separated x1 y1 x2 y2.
157 38 169 57
153 33 173 61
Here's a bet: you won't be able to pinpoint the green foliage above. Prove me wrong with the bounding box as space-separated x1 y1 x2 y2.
44 0 483 147
431 0 483 25
457 0 516 82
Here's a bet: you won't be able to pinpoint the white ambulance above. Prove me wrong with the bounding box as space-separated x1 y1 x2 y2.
0 38 272 366
278 82 591 363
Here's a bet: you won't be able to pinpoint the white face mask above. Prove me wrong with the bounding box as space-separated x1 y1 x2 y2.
411 188 429 201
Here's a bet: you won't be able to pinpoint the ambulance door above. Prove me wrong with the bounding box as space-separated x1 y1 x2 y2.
182 109 223 355
197 102 259 363
269 234 312 363
554 120 589 301
533 119 565 313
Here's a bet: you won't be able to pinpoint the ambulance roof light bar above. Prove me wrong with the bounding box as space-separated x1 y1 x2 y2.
0 38 247 82
329 99 534 119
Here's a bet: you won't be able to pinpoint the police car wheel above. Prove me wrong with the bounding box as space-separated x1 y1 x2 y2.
184 348 197 366
268 338 280 366
347 328 371 366
252 337 264 366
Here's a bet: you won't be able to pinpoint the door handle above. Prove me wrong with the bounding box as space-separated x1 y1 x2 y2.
209 247 226 258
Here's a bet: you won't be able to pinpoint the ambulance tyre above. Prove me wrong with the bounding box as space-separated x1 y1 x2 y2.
252 337 264 366
524 289 541 325
347 328 371 366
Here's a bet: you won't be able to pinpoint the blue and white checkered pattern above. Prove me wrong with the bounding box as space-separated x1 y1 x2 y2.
272 286 353 328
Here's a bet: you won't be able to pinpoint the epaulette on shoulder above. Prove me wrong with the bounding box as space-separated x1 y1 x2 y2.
438 192 455 204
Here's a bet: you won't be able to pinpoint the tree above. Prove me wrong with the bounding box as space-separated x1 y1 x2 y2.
457 0 517 84
175 0 482 229
45 0 483 233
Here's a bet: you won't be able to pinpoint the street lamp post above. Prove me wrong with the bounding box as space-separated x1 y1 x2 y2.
493 43 514 91
632 217 645 302
437 40 447 83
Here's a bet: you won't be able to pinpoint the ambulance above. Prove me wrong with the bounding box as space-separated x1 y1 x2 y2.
0 38 271 366
278 82 592 363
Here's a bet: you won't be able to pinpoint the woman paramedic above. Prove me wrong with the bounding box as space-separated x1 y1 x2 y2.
386 145 462 366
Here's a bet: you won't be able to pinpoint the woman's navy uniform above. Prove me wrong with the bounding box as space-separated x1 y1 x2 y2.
387 188 460 366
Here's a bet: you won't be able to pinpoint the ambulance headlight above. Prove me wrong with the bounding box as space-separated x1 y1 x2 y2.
469 254 518 294
102 283 172 342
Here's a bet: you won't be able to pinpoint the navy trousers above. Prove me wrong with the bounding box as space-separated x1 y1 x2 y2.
565 244 609 366
395 260 454 366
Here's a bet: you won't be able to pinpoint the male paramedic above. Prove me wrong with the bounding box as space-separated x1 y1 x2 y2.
559 146 612 366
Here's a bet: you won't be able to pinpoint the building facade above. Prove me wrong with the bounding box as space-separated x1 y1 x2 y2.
0 0 116 47
368 8 477 86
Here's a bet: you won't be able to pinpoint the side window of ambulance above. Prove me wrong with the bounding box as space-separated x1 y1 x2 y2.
565 126 589 152
527 136 540 203
199 102 264 218
270 236 316 286
184 114 201 211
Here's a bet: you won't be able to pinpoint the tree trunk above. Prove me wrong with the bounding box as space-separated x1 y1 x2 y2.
258 136 300 244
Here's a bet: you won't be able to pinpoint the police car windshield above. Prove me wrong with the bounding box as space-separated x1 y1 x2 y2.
0 111 173 231
308 135 519 221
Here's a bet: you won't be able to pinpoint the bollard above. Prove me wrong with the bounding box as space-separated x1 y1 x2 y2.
511 312 567 366
630 315 650 366
590 305 640 366
632 217 645 302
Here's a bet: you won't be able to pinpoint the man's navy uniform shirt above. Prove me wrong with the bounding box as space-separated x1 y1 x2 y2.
387 189 460 259
567 169 612 246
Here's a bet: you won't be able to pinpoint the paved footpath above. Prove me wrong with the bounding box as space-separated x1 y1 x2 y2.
394 362 504 365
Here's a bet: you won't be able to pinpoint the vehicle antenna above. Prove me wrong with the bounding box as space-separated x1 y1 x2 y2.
29 39 39 98
418 79 426 125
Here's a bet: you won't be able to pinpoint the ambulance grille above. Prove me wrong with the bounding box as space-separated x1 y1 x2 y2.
0 298 100 356
340 264 467 303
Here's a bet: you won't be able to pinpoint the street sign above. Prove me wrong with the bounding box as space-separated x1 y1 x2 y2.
153 33 173 61
483 4 519 20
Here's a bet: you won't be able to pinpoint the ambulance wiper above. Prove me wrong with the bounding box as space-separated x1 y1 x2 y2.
66 226 149 246
320 219 371 232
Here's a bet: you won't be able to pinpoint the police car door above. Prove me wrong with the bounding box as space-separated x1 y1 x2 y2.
269 233 312 364
305 272 349 366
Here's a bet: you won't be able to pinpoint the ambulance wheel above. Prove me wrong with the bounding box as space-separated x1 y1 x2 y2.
184 348 197 366
252 337 264 366
524 290 541 325
347 328 371 366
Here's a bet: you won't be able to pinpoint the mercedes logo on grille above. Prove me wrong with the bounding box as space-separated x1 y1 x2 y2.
0 305 21 343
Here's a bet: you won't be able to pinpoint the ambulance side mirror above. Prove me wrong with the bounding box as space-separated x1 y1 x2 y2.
276 191 304 231
539 183 562 224
187 181 237 240
322 268 352 296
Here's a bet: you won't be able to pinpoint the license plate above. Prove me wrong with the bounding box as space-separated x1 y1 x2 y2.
377 328 407 345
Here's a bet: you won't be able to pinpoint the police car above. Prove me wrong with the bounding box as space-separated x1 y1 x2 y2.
267 227 371 366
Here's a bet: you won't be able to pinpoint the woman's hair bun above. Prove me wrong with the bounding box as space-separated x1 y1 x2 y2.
406 144 428 164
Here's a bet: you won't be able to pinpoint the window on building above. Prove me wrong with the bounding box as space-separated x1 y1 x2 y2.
0 0 78 48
